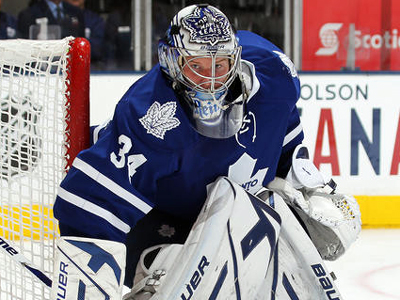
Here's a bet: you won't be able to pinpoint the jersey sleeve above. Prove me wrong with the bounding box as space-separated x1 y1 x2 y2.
237 31 304 179
54 100 154 244
275 106 304 178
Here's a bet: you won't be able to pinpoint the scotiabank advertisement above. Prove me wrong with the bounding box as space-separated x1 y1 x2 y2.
302 0 400 70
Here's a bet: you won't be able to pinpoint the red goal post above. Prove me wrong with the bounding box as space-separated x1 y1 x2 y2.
0 37 90 300
65 37 91 171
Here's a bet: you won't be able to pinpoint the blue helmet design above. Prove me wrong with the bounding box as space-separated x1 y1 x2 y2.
158 4 247 139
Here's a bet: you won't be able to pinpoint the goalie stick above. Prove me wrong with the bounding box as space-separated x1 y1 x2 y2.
0 236 52 288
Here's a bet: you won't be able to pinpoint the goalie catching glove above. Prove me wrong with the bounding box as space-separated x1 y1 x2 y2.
267 145 361 260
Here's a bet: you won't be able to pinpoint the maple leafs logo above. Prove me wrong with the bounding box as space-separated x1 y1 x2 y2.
228 153 268 194
139 101 180 139
273 51 298 78
182 6 231 46
158 224 176 238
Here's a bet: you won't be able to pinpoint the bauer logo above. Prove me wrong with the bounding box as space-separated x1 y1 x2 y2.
316 23 343 56
181 255 210 300
0 237 19 256
0 94 42 179
55 261 69 299
311 263 341 300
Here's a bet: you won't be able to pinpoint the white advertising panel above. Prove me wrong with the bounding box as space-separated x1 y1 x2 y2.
298 74 400 195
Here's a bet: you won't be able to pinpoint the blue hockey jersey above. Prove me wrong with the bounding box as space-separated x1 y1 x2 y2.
54 31 304 243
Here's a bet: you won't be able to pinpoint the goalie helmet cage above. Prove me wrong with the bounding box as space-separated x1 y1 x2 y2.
0 37 90 300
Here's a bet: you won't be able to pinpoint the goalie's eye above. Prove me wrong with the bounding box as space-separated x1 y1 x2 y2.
188 62 200 70
183 56 231 84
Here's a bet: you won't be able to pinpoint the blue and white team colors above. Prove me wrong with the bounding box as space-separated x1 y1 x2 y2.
54 30 303 245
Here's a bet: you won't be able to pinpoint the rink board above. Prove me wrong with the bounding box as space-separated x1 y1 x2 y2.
297 72 400 227
1 195 398 240
356 196 400 227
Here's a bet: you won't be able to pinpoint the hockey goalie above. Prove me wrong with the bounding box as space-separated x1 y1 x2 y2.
52 147 360 299
51 4 361 300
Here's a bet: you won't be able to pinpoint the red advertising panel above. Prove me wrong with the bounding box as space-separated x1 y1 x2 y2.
302 0 400 71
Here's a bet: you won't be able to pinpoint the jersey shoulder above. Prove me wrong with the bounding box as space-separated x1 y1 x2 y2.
238 30 281 54
238 30 300 103
111 66 197 151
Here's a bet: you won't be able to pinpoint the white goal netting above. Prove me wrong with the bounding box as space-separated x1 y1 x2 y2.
0 38 89 300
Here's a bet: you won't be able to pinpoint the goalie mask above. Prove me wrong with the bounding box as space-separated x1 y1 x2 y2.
158 4 247 139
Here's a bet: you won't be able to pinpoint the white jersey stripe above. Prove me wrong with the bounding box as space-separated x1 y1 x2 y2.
283 123 303 147
241 59 260 103
58 187 131 234
92 117 111 144
73 157 153 214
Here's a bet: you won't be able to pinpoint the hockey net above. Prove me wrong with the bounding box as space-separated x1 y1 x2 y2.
0 37 90 300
